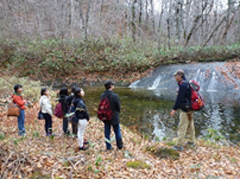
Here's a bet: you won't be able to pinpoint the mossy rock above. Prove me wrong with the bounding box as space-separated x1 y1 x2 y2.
29 171 50 179
126 160 150 169
145 146 180 160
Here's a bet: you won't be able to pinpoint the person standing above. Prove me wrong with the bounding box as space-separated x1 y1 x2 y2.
12 84 27 136
73 88 89 150
100 80 123 150
170 70 195 151
40 88 53 136
58 87 70 135
68 87 78 137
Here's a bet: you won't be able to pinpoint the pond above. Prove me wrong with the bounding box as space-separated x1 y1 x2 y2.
83 87 240 144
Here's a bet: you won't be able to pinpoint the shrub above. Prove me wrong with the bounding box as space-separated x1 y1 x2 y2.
0 76 44 103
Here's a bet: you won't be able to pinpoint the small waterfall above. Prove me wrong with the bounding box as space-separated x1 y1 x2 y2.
129 80 140 88
193 69 204 88
129 62 240 91
148 76 162 90
152 114 166 141
207 72 218 91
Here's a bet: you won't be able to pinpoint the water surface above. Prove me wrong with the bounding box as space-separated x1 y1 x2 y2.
84 87 240 144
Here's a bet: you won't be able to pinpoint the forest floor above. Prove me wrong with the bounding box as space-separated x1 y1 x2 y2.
1 104 240 179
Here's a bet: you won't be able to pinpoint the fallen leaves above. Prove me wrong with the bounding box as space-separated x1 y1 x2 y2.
1 106 240 178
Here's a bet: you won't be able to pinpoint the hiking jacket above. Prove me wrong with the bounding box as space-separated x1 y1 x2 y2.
67 94 74 104
40 95 53 116
58 95 69 115
172 80 191 111
100 90 120 125
12 93 26 110
73 97 89 121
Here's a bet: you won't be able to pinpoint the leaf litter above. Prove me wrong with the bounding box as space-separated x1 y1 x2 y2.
0 105 240 178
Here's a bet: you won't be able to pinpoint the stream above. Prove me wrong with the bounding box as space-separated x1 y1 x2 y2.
83 86 240 144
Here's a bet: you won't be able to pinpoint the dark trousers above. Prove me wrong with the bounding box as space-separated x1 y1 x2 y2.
63 117 69 134
104 123 123 150
43 113 52 134
72 122 78 136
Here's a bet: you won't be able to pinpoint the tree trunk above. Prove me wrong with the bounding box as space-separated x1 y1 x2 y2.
78 0 85 40
157 0 165 49
145 0 149 30
167 18 171 49
150 0 155 34
100 0 104 13
70 0 75 39
85 0 92 41
132 0 137 42
222 0 236 44
138 0 142 37
184 0 209 47
184 15 201 46
127 1 131 37
203 16 226 47
175 0 182 44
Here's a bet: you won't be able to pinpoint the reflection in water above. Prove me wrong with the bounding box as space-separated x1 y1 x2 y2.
152 114 166 141
84 87 240 144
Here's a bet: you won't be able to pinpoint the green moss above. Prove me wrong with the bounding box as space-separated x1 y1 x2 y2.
145 146 180 160
29 171 50 179
126 160 150 169
63 160 70 167
166 141 176 146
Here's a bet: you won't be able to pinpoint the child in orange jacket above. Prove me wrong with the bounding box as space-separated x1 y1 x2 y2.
12 84 27 136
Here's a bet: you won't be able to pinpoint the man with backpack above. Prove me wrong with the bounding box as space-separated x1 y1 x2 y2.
99 80 123 151
170 70 195 151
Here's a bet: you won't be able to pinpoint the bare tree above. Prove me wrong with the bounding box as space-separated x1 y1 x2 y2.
221 0 237 44
150 0 155 34
138 0 143 37
0 0 239 47
131 0 137 42
77 0 92 41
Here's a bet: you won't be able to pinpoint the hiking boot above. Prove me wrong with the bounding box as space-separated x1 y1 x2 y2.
171 146 184 151
79 145 89 151
185 142 195 146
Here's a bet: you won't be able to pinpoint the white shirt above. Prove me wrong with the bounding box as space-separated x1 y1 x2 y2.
39 95 53 116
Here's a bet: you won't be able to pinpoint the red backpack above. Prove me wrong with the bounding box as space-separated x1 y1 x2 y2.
54 102 65 118
180 80 205 111
97 97 113 121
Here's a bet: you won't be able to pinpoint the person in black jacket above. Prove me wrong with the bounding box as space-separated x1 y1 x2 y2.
68 87 78 137
170 70 195 151
59 87 70 135
100 80 123 150
73 88 89 150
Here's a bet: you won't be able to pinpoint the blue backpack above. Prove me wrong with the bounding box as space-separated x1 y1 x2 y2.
69 100 78 124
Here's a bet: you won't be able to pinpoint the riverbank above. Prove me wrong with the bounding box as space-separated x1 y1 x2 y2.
1 105 240 178
1 38 240 86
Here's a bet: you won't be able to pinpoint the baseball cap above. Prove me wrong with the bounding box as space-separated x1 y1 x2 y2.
173 69 185 76
104 80 115 86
